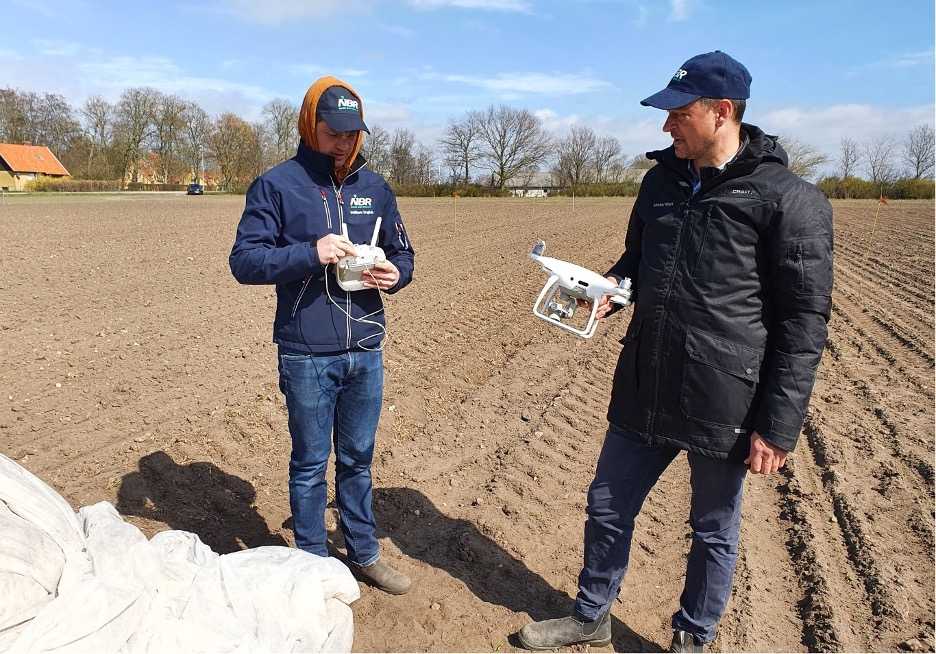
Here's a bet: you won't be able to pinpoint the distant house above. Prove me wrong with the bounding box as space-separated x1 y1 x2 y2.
0 144 70 191
505 171 559 198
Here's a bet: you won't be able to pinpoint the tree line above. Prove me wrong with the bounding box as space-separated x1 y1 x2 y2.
0 86 932 197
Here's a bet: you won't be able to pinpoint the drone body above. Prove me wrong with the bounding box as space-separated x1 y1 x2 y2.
529 240 632 338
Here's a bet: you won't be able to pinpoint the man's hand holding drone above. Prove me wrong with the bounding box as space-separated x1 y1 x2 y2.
577 276 621 319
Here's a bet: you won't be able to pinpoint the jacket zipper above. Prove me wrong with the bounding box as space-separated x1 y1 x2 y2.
291 164 365 322
320 190 332 229
331 163 366 350
648 188 692 435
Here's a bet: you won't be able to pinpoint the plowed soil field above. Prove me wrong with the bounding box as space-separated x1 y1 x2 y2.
1 194 933 652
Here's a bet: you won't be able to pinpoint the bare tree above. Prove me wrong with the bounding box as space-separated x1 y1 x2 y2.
181 102 211 184
80 96 114 178
210 113 257 191
592 135 622 184
113 88 159 183
555 126 597 187
627 154 655 169
263 99 299 164
152 93 188 183
903 125 935 179
837 137 860 180
363 125 390 177
0 89 80 157
439 113 482 185
414 144 436 185
249 121 270 179
0 88 29 143
388 129 417 185
778 136 829 180
864 135 898 186
476 105 552 189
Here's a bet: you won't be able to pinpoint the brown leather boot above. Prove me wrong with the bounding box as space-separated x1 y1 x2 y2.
353 559 412 595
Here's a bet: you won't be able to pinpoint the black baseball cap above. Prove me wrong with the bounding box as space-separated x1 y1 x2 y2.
641 51 751 110
317 85 369 133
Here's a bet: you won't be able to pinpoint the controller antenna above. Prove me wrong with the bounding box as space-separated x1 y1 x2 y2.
370 217 382 248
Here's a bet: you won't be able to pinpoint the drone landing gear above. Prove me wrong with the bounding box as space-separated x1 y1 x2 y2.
533 274 600 338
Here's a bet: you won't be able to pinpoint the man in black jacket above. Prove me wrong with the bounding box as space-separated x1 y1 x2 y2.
518 51 833 652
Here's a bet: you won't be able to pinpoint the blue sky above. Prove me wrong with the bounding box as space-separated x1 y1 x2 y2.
4 0 934 169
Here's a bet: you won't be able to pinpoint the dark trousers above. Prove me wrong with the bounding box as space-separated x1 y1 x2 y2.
574 423 747 643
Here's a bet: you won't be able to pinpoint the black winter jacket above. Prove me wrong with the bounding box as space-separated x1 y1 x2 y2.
606 124 833 460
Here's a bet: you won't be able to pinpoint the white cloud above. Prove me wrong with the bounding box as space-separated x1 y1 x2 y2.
424 71 613 96
407 0 531 11
889 49 935 67
289 65 369 80
366 102 413 126
668 0 693 21
633 3 649 27
32 39 82 57
849 48 935 76
529 108 671 156
754 103 936 174
79 56 274 104
534 108 581 132
222 0 374 25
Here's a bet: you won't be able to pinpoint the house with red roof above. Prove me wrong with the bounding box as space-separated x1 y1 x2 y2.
0 144 71 191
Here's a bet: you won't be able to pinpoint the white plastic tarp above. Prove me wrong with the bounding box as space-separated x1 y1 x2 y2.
0 454 360 653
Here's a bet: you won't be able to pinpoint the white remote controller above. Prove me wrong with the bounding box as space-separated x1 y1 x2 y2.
336 218 386 291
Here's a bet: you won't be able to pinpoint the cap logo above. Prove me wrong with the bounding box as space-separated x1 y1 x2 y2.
672 68 688 81
337 96 359 112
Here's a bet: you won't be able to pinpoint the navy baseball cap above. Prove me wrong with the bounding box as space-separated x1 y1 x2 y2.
641 51 751 110
317 85 369 133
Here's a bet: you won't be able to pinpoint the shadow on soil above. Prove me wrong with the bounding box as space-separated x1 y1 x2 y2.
325 486 661 652
117 450 287 554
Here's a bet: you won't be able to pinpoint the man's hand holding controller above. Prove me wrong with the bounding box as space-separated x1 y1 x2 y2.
362 260 399 290
316 233 357 264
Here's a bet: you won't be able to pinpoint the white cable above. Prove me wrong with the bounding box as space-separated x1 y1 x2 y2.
324 263 388 352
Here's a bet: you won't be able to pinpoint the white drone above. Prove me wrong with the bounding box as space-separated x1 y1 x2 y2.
529 240 633 338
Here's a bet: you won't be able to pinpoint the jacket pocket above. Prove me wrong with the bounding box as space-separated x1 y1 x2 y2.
611 318 643 407
680 327 764 427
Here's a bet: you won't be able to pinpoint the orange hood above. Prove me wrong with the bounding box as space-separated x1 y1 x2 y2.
298 76 366 182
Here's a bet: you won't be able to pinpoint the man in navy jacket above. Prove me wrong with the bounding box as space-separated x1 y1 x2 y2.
230 76 415 594
519 52 832 652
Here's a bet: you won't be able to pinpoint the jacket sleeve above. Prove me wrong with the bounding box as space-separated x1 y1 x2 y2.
755 184 833 451
378 183 415 294
229 176 322 285
604 194 644 313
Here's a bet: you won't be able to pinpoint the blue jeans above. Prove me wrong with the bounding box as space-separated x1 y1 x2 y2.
278 349 383 566
574 424 747 643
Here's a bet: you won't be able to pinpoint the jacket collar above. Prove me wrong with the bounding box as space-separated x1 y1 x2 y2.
648 123 788 191
295 143 368 182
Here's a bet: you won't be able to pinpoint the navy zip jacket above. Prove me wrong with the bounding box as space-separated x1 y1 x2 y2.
605 124 832 460
230 144 414 353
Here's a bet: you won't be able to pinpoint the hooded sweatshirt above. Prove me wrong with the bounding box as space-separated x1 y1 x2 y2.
229 77 415 353
297 76 365 183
